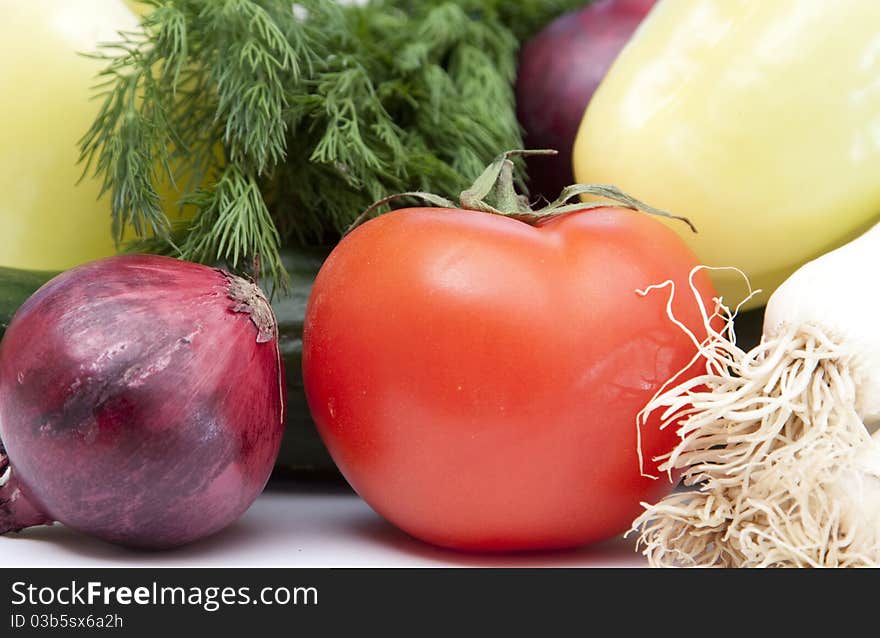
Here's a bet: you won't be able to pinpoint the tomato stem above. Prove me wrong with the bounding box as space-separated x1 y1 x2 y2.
347 149 696 233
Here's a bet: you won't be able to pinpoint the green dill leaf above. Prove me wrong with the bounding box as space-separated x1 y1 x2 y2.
81 0 591 292
180 164 285 293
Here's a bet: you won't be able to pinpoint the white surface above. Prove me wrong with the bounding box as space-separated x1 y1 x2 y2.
0 481 648 568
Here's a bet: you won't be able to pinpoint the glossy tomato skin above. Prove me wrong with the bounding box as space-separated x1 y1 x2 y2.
303 207 715 550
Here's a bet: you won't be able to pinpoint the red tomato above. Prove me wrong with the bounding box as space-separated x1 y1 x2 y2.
302 206 715 551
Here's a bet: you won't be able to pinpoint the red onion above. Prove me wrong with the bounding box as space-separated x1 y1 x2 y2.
0 254 284 549
516 0 656 201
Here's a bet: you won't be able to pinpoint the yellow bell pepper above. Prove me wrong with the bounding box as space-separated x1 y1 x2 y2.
0 0 192 272
574 0 880 309
123 1 151 18
0 1 139 270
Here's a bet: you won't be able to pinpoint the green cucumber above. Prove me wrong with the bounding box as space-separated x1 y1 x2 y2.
270 246 339 478
0 265 56 334
0 248 339 478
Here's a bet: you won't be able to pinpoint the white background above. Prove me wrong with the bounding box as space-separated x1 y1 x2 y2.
0 479 647 568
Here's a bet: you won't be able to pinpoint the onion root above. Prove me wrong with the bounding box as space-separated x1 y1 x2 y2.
0 447 53 534
631 268 880 567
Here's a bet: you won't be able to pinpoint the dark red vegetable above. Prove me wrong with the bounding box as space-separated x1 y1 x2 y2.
0 255 284 549
516 0 656 201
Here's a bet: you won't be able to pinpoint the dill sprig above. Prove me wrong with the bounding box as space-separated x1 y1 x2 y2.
80 0 586 291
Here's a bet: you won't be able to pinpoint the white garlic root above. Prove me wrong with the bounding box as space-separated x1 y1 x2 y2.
630 268 880 568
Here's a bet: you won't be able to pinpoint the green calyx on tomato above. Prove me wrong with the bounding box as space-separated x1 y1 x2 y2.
350 149 696 234
303 152 717 551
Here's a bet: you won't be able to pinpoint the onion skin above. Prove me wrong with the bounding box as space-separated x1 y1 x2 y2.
516 0 655 201
0 255 284 549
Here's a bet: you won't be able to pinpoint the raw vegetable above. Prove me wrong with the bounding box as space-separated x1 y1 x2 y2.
0 249 337 477
79 0 587 290
632 223 880 567
0 267 55 335
516 0 655 201
0 255 284 548
0 0 139 270
573 0 880 309
302 152 717 550
270 246 337 476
